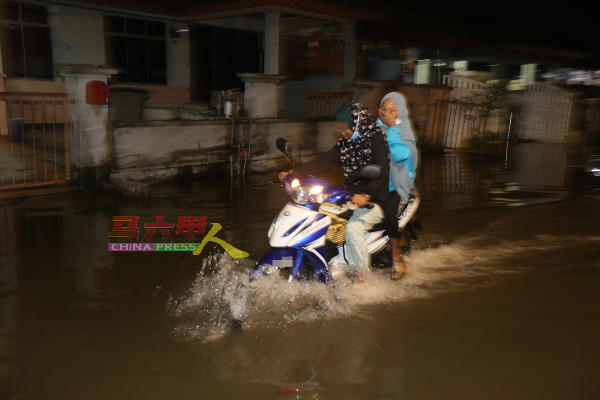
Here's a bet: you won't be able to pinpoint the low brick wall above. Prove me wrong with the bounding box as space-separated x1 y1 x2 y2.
109 117 337 182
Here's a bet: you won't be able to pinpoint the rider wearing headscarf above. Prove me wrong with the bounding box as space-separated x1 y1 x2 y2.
296 102 390 206
377 91 418 279
279 103 390 274
377 92 418 200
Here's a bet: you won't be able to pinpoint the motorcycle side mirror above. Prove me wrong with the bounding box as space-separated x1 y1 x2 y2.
275 137 292 156
357 164 383 180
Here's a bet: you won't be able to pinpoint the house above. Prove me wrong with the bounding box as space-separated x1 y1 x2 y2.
0 0 591 194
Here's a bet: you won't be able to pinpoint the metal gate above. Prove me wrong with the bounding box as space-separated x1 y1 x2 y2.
430 100 491 149
0 92 70 190
514 83 576 143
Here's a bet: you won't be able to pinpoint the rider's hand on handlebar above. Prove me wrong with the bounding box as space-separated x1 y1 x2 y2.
278 170 293 182
351 194 371 207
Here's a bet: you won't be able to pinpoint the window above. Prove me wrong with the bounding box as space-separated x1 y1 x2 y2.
190 26 262 100
0 1 53 79
104 15 166 84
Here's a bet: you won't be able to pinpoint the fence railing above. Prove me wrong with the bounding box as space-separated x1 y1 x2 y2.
443 75 491 90
304 92 354 118
430 100 492 149
0 92 70 190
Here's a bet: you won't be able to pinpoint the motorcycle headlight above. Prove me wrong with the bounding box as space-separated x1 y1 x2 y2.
291 185 331 204
284 178 300 195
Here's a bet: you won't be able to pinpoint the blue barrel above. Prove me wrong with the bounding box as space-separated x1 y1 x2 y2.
8 120 22 142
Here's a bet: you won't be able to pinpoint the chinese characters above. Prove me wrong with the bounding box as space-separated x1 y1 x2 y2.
108 216 248 258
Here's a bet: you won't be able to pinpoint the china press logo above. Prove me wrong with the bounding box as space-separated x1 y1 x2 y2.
108 216 248 258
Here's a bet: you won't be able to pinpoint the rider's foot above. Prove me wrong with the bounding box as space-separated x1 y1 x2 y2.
391 259 405 280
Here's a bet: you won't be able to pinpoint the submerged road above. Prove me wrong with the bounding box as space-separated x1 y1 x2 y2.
1 143 599 400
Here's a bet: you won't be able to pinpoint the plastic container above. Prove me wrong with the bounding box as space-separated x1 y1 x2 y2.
108 88 149 122
182 101 211 111
142 105 180 121
179 107 211 120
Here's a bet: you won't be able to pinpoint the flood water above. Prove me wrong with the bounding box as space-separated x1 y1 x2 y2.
1 143 600 400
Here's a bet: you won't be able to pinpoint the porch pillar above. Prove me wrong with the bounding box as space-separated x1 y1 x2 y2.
264 13 280 75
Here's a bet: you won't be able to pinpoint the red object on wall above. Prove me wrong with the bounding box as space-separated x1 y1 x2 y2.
85 80 108 105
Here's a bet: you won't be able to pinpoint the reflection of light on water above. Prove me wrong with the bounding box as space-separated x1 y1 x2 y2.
419 153 490 210
174 233 600 342
419 144 576 210
490 144 571 206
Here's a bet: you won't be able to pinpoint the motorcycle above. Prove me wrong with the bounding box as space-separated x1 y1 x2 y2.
252 138 420 284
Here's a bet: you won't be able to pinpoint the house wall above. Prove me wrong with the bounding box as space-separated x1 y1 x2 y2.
280 29 358 118
4 80 65 93
3 5 190 91
108 84 190 107
50 6 106 67
197 17 265 33
166 23 191 88
1 6 103 93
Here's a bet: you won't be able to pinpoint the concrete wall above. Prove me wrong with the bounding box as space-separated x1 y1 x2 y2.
110 118 337 183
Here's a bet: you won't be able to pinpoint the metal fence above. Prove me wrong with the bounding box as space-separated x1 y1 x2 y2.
443 76 578 144
0 92 70 190
513 83 575 143
430 100 492 149
443 75 490 90
304 92 354 118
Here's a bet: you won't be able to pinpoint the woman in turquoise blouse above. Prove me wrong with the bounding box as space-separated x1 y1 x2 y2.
377 92 418 279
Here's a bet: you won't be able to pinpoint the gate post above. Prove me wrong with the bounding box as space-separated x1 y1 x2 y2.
57 65 117 184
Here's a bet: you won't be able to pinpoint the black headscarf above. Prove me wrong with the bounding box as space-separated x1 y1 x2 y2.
335 103 388 184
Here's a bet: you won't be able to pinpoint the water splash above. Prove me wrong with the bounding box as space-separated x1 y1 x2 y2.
172 252 418 341
173 234 600 342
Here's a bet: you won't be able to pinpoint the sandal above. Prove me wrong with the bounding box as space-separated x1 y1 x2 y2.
391 259 405 280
